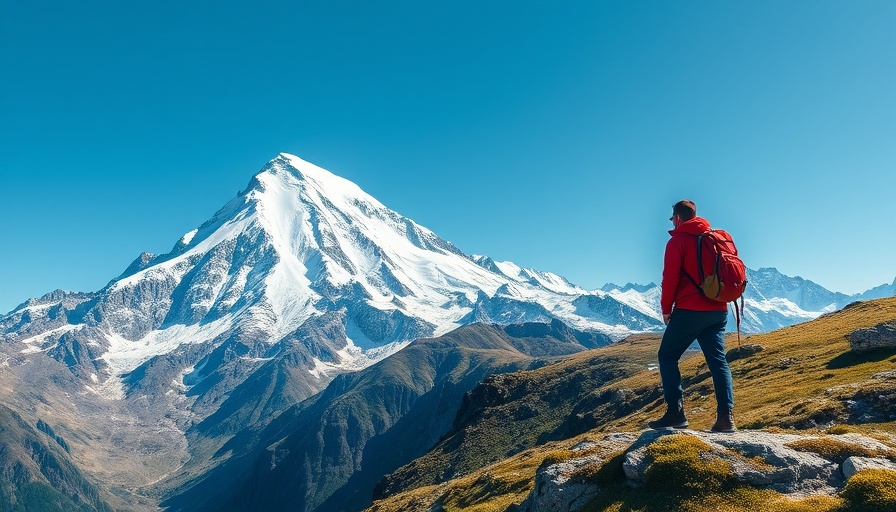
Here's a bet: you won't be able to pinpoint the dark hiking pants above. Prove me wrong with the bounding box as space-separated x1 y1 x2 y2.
658 308 733 413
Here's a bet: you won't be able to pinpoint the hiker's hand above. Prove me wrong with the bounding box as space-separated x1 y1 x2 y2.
663 314 670 325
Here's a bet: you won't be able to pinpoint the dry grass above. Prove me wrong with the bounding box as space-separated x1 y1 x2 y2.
367 445 547 512
786 436 896 463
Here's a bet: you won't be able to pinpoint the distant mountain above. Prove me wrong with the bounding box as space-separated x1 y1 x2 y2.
855 276 896 302
600 282 657 294
601 267 896 333
2 155 661 400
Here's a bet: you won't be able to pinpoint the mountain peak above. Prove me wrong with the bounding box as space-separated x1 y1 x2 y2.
260 153 385 209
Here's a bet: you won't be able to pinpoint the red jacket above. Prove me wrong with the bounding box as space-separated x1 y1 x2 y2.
661 217 729 315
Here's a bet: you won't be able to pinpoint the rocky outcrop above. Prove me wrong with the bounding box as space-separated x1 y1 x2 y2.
519 429 896 512
518 434 637 512
849 321 896 352
623 430 846 495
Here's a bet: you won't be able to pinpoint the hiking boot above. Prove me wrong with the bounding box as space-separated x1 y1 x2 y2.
647 401 688 430
711 409 736 433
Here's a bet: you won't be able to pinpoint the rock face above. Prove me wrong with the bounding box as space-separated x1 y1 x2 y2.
525 455 603 512
518 434 637 512
520 429 896 512
849 321 896 352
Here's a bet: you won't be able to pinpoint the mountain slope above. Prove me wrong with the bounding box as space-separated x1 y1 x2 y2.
0 404 114 512
373 334 661 501
367 297 896 511
161 321 606 512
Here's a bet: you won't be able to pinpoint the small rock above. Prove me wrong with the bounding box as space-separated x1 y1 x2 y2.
726 344 765 362
516 434 638 512
622 448 651 483
842 456 896 479
571 440 597 452
871 370 896 381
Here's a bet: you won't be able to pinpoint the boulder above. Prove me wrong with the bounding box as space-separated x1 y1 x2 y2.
517 433 636 512
842 456 896 479
524 455 603 512
849 321 896 352
622 430 841 495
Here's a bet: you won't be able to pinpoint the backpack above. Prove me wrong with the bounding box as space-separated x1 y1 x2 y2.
683 229 748 341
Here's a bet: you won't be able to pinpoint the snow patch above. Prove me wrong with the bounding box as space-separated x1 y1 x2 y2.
307 337 411 379
745 297 818 317
240 356 274 363
605 288 663 320
21 343 58 355
180 228 198 246
101 316 235 376
13 302 55 314
17 324 84 345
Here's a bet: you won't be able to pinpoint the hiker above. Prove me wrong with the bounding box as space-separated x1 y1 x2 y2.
649 200 736 432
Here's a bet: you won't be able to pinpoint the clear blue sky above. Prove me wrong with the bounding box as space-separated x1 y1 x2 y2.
1 1 894 314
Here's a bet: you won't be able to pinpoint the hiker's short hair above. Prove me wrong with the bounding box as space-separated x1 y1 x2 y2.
673 200 697 220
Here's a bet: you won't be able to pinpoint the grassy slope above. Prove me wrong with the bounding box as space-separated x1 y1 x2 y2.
373 334 661 499
368 297 896 512
601 298 896 434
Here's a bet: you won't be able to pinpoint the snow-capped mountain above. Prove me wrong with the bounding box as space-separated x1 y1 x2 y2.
0 154 659 403
601 267 896 333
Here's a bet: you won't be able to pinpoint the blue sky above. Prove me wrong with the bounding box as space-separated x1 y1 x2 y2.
1 1 894 314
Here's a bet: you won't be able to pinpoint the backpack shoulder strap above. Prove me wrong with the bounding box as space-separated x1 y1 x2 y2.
679 232 708 296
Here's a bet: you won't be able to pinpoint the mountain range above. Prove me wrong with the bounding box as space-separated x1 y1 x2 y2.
1 153 893 511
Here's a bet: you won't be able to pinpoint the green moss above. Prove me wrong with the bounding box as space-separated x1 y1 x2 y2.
786 437 896 464
826 425 853 435
840 468 896 512
643 435 734 499
575 450 625 483
540 449 574 467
